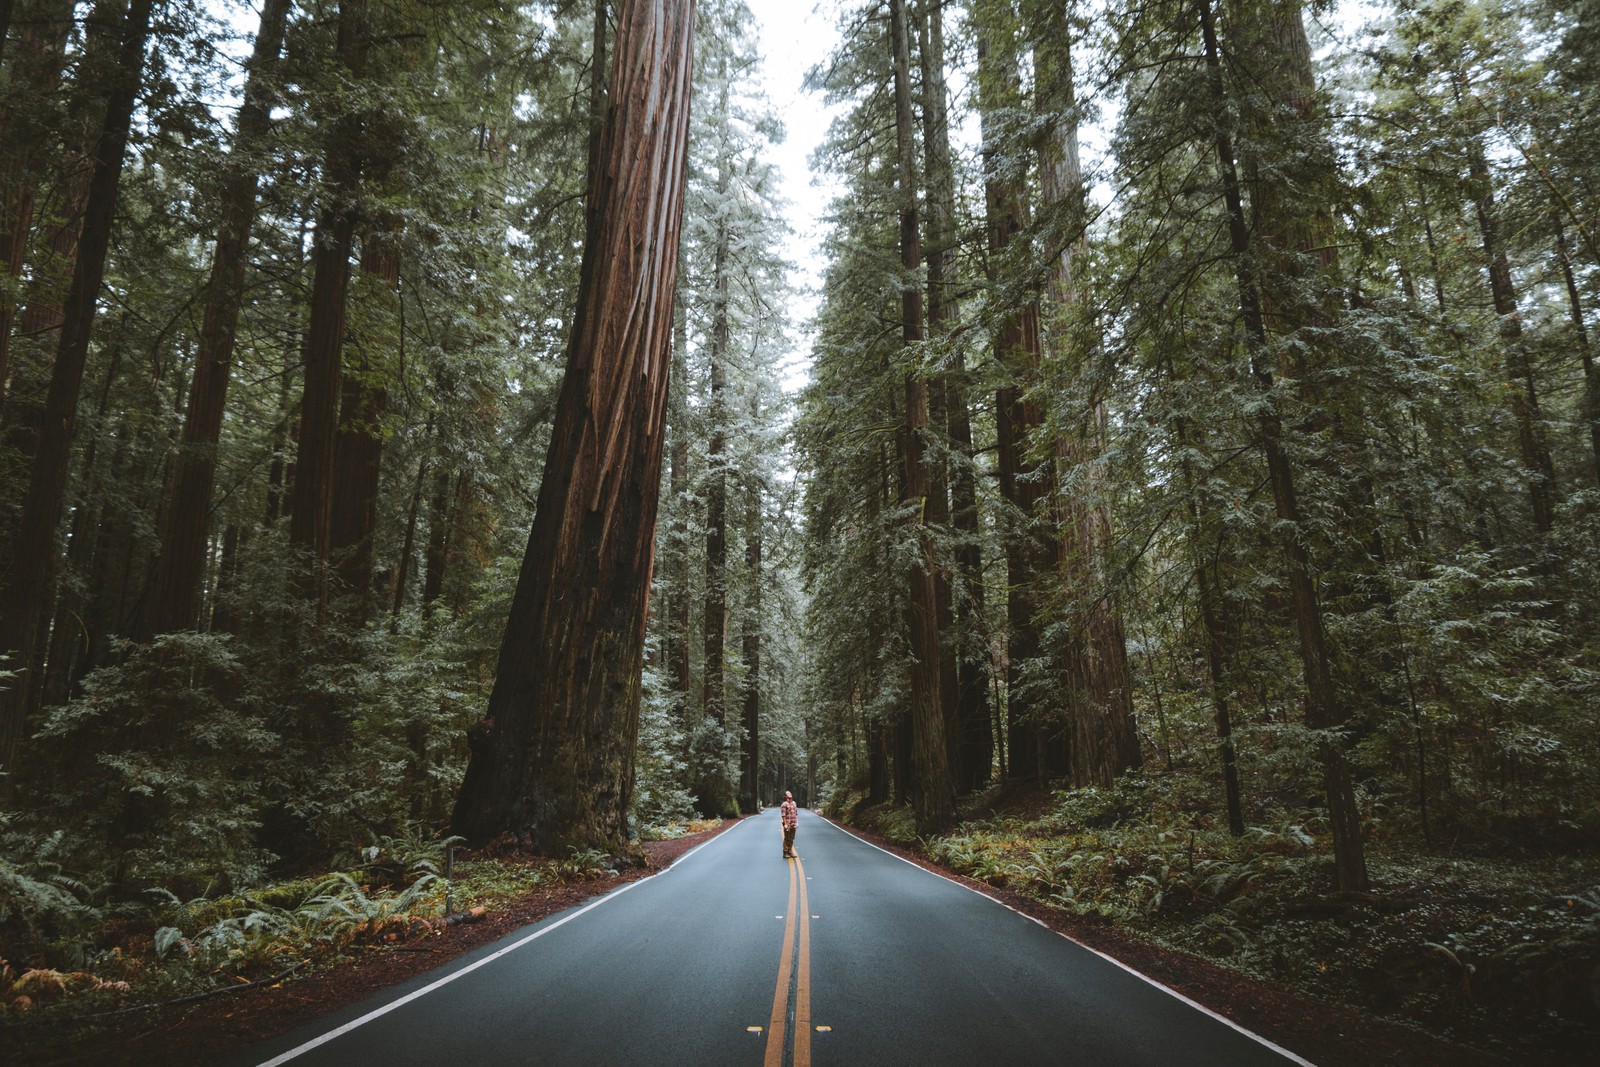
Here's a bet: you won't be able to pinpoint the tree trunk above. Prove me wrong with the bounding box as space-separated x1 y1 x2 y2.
977 7 1048 784
451 0 694 853
666 307 692 705
329 215 401 614
211 523 243 633
0 0 157 795
40 333 126 710
287 0 369 604
890 0 954 834
1200 0 1366 891
928 0 985 793
917 2 964 795
701 169 730 742
1467 138 1557 535
142 0 291 639
1164 342 1247 835
421 465 456 617
1553 216 1600 488
923 3 992 789
390 452 428 619
738 460 762 815
0 0 75 405
1033 0 1140 787
0 6 97 571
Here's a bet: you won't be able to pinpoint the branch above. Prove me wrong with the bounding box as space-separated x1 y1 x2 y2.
85 961 306 1020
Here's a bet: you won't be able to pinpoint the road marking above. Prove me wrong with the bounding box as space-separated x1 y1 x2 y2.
817 816 1316 1067
764 857 798 1067
794 857 812 1066
251 818 753 1066
763 854 814 1067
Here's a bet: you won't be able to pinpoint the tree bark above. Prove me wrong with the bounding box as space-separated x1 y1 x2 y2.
390 452 428 619
142 0 292 639
922 1 992 789
701 150 730 744
916 1 965 795
329 215 401 614
1033 0 1140 787
0 0 157 794
1200 0 1367 891
738 457 762 815
287 0 369 604
1554 216 1600 487
890 0 954 834
0 0 75 405
976 4 1048 784
1467 137 1557 535
451 0 694 853
666 307 692 705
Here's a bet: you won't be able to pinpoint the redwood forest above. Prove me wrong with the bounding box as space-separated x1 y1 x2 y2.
2 0 1598 1062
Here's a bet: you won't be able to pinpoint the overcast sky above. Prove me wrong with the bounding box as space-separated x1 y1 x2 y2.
747 0 846 393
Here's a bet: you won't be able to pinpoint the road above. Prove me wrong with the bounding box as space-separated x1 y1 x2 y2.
232 810 1310 1066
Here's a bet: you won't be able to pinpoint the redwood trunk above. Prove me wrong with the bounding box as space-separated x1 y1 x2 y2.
701 202 729 738
421 465 455 616
0 0 157 791
1469 141 1556 535
890 0 953 833
287 0 368 602
977 17 1048 784
143 0 291 638
917 3 964 793
666 309 692 703
1034 0 1140 786
0 0 75 403
329 218 401 612
1200 0 1366 891
451 0 694 853
1554 218 1600 487
391 453 428 618
738 464 762 814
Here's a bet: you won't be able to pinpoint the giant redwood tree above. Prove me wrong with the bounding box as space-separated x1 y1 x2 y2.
889 0 954 833
0 0 158 790
451 0 694 853
142 0 292 640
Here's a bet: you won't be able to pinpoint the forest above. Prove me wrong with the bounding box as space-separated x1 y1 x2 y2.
1 0 1597 1061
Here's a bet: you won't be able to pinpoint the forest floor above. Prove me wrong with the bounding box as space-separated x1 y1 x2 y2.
9 807 1591 1066
835 783 1599 1067
5 821 742 1067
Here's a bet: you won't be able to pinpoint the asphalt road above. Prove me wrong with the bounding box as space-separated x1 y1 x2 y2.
231 811 1310 1067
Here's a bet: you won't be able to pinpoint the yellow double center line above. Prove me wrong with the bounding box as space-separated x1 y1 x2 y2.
763 855 811 1067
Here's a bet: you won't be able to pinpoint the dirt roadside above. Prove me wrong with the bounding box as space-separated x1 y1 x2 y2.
9 813 1547 1066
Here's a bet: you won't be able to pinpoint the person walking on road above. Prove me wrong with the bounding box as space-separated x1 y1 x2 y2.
780 791 798 859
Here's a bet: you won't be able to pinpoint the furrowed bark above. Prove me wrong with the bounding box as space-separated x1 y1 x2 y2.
451 0 694 853
976 3 1048 783
143 0 292 639
0 0 158 794
1200 0 1367 891
890 0 954 833
1033 0 1140 786
287 0 369 604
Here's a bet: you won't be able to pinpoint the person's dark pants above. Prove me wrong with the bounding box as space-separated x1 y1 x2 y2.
783 825 796 857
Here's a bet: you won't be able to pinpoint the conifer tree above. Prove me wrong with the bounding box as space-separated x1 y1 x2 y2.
452 0 694 852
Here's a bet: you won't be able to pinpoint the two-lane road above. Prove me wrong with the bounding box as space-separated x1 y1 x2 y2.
233 811 1310 1066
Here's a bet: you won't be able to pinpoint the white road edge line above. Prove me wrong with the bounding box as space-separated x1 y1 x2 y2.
817 815 1318 1067
252 818 753 1066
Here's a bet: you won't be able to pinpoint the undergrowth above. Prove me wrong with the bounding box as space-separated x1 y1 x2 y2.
0 818 711 1023
855 776 1600 1061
